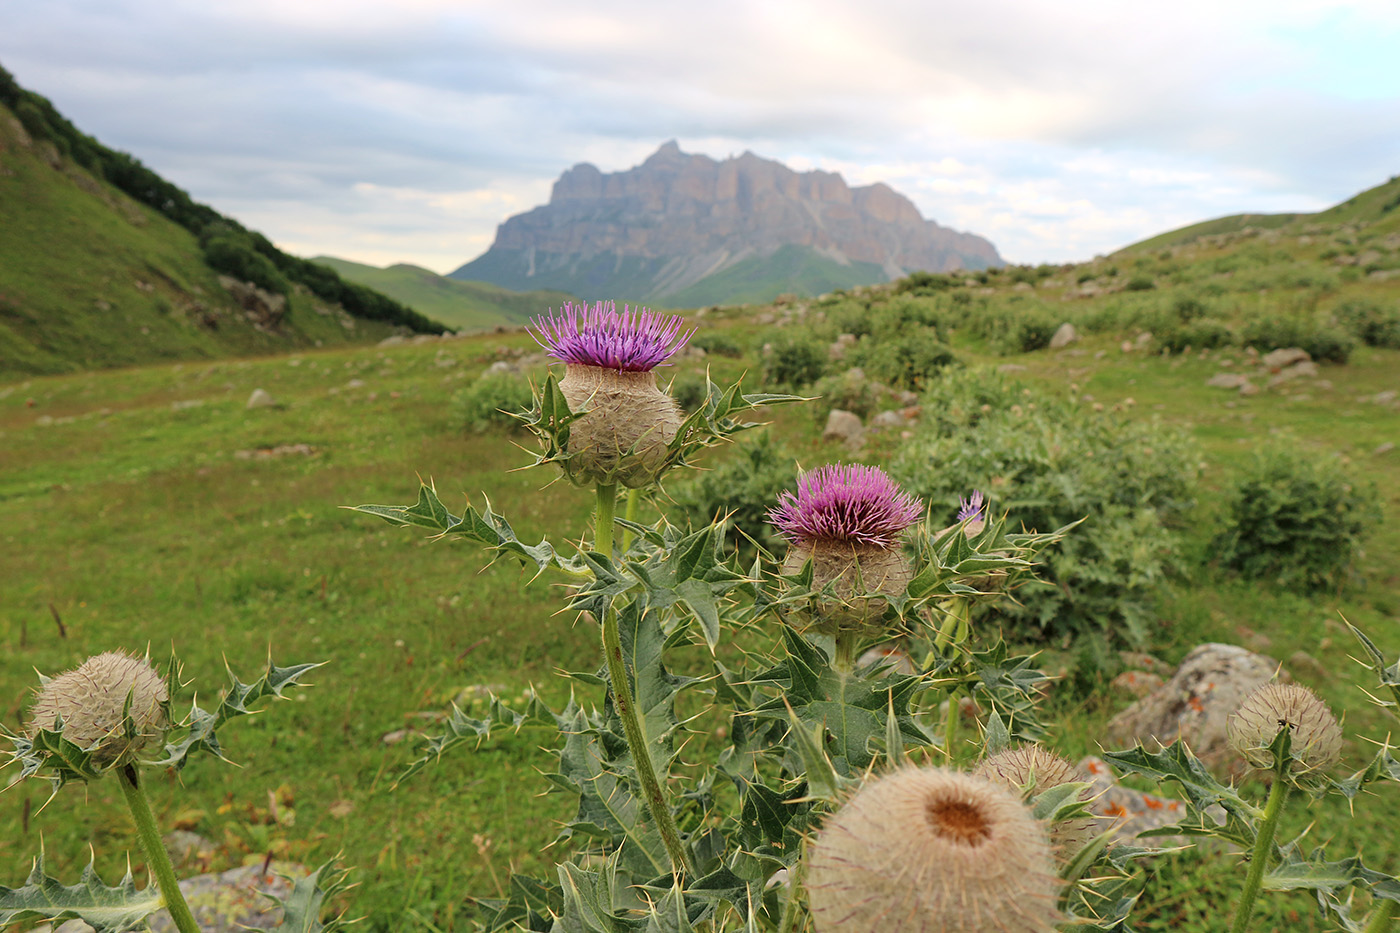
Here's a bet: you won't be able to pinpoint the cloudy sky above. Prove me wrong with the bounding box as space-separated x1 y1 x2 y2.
3 1 1398 272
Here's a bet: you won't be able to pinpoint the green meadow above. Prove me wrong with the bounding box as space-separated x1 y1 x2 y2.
5 181 1400 930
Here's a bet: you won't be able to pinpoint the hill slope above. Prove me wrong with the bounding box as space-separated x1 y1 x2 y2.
313 257 574 330
452 141 1002 307
0 65 443 377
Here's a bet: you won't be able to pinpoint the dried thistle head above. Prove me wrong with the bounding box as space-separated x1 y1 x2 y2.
973 745 1098 862
528 301 692 488
770 465 922 635
807 767 1061 933
28 651 170 768
1228 683 1342 775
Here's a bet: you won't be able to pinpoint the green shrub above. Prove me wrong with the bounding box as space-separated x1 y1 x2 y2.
691 332 743 358
1156 318 1234 353
1239 315 1355 363
761 333 827 387
1335 300 1400 349
1125 275 1156 291
892 369 1198 645
1172 296 1210 321
846 329 958 390
968 304 1059 354
202 234 291 297
810 368 893 421
670 432 798 557
453 370 534 432
1212 449 1381 592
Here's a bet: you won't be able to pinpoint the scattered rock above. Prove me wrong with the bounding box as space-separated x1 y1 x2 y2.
234 444 315 460
486 360 520 376
1105 643 1287 776
1368 390 1398 404
822 409 865 448
1135 331 1153 348
1079 756 1220 847
1048 323 1078 349
1206 373 1249 389
997 364 1027 373
245 388 278 410
163 830 217 868
870 409 906 429
378 335 406 347
1266 361 1318 387
1262 347 1310 370
1110 670 1165 699
1374 442 1395 456
1239 382 1260 397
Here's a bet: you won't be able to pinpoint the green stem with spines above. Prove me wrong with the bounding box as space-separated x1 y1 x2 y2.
1364 898 1397 933
620 487 640 553
833 632 857 672
118 765 201 933
594 483 692 878
1230 774 1290 933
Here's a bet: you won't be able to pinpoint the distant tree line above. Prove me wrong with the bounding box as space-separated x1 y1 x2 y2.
0 63 445 334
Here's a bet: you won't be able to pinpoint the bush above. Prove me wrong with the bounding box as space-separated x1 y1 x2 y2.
1335 300 1400 349
761 333 827 387
1125 275 1156 291
691 333 743 358
968 304 1059 354
202 234 291 297
1239 315 1354 363
453 370 534 432
1212 449 1381 592
1156 318 1234 354
810 369 892 421
846 330 958 390
892 369 1198 645
670 432 798 558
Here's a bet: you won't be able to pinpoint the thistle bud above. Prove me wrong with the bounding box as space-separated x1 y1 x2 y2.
28 651 170 768
769 464 922 635
973 745 1098 862
807 767 1061 933
1227 683 1342 775
529 300 692 488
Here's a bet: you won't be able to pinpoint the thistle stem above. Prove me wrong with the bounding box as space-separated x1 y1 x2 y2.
1230 776 1290 933
944 689 961 763
118 766 201 933
834 632 857 672
620 487 640 553
595 483 617 559
600 606 693 878
1364 898 1397 933
594 481 691 878
932 598 966 655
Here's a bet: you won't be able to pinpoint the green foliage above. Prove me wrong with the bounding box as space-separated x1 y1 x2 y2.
1335 300 1400 349
1212 448 1381 592
893 369 1198 644
846 329 958 390
670 432 798 556
690 332 743 358
1239 314 1355 363
667 371 709 413
453 370 535 432
808 368 890 420
202 232 292 297
0 854 161 933
969 303 1060 354
1126 275 1157 291
759 333 826 387
1156 317 1235 353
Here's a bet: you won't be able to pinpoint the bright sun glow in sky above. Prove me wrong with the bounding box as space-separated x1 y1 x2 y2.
3 0 1397 273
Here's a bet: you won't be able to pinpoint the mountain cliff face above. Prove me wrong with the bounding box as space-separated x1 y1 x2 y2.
451 141 1002 306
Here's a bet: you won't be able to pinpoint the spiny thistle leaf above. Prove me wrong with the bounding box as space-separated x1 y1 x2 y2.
0 852 162 932
154 657 324 771
1344 619 1400 716
555 857 639 933
472 873 563 932
393 691 563 787
1103 742 1262 847
272 859 355 933
1264 843 1400 905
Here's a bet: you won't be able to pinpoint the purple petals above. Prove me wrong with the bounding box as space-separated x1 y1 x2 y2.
528 300 694 372
769 464 923 548
956 490 985 523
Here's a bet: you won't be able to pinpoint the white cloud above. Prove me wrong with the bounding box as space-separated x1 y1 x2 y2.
1 0 1396 269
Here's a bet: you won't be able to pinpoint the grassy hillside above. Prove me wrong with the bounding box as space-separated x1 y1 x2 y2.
313 256 575 331
0 64 443 377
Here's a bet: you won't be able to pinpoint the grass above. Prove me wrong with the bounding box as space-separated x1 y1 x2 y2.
311 257 576 333
4 178 1400 932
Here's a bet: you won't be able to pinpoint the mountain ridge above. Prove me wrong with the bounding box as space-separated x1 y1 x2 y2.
451 141 1002 306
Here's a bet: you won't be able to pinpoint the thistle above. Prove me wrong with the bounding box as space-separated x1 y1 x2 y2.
1227 683 1343 776
806 767 1061 933
973 744 1097 862
769 464 922 636
28 650 170 769
529 300 692 488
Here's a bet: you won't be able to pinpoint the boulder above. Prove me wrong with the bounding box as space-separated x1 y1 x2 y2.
1105 643 1286 776
245 388 277 409
1262 347 1310 370
1206 373 1250 389
822 409 864 448
1049 322 1078 349
870 409 906 429
1266 361 1318 387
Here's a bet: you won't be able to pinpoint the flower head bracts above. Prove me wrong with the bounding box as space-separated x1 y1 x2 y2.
528 300 694 372
769 464 922 549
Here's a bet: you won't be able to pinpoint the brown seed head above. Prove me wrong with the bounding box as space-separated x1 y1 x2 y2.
778 539 914 636
28 651 170 767
974 745 1099 862
558 364 683 488
1227 683 1342 775
807 767 1061 933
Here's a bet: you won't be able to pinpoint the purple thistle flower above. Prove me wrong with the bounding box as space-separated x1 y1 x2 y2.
956 490 985 523
769 464 923 549
528 300 694 372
